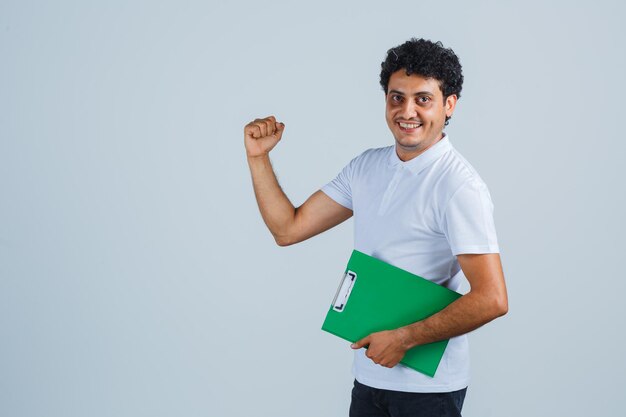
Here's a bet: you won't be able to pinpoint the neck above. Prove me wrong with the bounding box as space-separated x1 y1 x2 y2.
395 133 445 162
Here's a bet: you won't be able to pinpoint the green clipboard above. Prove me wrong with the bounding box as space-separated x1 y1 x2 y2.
321 250 462 377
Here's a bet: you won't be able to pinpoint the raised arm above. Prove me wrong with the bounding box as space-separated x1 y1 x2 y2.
245 116 353 246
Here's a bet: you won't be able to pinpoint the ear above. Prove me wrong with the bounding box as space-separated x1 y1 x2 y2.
445 94 458 118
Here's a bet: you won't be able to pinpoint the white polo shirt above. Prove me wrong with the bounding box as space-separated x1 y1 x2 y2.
321 135 499 393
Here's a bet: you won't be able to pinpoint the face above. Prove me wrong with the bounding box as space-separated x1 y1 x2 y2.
385 70 457 161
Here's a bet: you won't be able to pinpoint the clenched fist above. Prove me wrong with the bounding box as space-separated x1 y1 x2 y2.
244 115 285 158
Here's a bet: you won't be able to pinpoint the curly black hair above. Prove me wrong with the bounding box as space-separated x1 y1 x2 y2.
380 38 463 125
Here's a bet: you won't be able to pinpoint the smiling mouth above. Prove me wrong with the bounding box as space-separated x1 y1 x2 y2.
398 122 423 130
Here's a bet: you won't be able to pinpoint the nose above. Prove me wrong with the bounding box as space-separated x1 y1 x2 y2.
400 99 418 119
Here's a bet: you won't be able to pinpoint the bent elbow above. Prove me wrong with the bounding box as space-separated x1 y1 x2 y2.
478 293 508 321
275 238 291 247
494 297 509 318
274 234 295 247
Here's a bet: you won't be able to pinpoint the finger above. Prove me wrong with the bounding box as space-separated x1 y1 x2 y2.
259 116 276 136
378 357 391 367
253 119 268 137
351 336 370 350
263 118 276 136
245 124 262 139
274 122 285 139
381 359 399 368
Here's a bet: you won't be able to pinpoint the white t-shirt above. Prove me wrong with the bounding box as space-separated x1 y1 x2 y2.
321 135 499 393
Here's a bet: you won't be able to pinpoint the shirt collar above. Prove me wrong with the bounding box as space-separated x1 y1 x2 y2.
388 134 452 175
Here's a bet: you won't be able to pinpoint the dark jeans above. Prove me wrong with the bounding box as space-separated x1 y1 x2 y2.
349 379 467 417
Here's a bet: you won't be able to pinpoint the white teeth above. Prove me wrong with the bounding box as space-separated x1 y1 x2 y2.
399 122 421 129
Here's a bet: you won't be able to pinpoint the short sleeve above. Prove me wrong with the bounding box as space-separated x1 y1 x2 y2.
321 155 360 210
441 178 500 255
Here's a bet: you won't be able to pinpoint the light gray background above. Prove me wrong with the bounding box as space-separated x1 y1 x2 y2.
2 1 625 416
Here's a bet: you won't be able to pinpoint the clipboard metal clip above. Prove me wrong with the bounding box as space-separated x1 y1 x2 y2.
331 270 357 312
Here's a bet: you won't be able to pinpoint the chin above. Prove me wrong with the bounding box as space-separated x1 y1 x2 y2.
395 136 423 149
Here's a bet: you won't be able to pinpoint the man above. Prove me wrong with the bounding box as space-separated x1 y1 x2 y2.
244 38 508 417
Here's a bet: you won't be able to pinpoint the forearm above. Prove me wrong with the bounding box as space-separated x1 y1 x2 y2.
353 290 507 368
400 290 507 349
247 154 296 244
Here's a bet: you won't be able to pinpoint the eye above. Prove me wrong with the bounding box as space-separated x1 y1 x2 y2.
390 94 403 103
417 96 431 103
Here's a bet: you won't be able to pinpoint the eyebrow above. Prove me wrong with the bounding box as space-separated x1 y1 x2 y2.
388 89 434 96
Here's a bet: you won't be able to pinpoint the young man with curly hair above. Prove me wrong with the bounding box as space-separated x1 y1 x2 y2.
244 38 508 417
